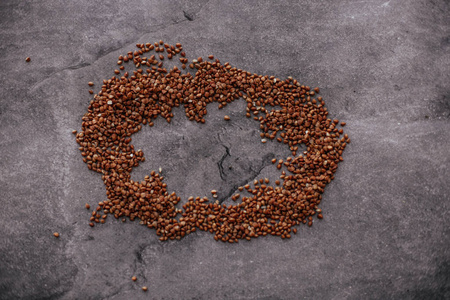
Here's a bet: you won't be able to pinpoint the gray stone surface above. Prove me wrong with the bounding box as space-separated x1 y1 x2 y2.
0 0 449 299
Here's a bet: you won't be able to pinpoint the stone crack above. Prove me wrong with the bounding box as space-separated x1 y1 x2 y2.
217 144 231 181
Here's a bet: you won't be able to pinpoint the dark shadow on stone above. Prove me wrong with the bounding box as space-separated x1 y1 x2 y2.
183 11 194 21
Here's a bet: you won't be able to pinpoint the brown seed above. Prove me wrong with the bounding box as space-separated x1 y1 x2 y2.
224 115 230 121
72 130 77 134
88 82 94 86
341 122 346 126
53 232 60 237
89 222 94 227
25 57 31 62
85 203 90 209
75 40 347 244
142 286 148 291
132 276 137 281
208 55 214 60
89 90 93 94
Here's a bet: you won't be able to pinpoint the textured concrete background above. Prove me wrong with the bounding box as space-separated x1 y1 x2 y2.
0 0 449 299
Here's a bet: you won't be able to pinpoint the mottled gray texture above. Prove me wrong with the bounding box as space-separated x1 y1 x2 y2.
0 0 449 299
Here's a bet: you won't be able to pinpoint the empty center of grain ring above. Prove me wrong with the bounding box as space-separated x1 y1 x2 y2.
76 41 349 242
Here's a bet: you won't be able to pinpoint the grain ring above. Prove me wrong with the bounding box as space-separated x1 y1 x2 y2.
76 41 349 242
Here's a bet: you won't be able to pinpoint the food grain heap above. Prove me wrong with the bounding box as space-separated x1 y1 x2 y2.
75 41 349 242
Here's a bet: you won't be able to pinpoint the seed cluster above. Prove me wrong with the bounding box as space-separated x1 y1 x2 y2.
76 41 349 242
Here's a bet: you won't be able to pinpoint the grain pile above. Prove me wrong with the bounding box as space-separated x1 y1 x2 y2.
76 41 349 242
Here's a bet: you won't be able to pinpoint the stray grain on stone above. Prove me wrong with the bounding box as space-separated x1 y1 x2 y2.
76 41 348 242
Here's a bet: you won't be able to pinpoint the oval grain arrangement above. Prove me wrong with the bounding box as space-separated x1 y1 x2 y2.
75 41 349 242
